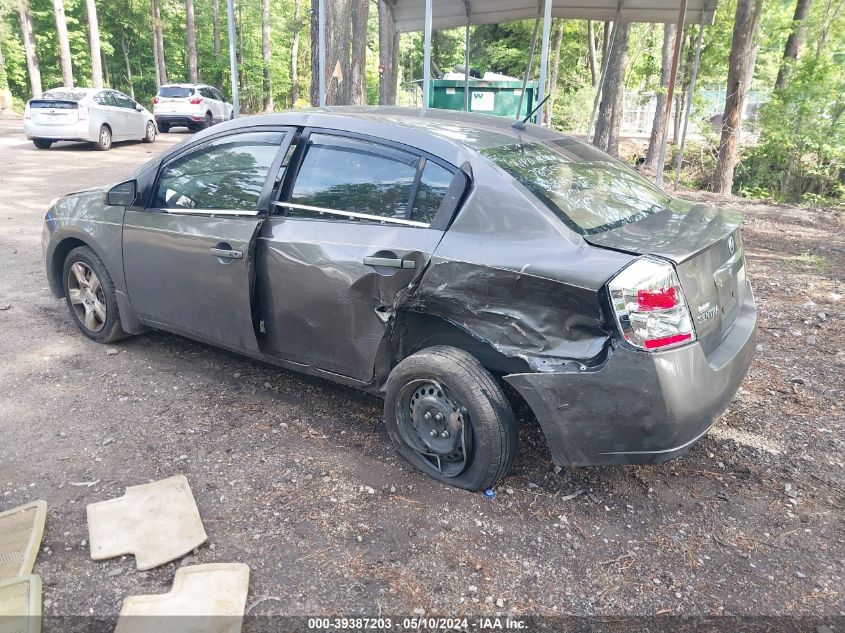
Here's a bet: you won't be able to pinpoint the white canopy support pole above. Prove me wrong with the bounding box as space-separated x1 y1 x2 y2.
226 0 239 116
423 0 433 108
673 6 707 189
586 2 622 142
516 13 541 120
464 23 470 111
536 0 554 124
655 0 688 188
318 0 326 107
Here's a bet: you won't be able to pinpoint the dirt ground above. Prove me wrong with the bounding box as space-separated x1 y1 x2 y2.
0 114 843 625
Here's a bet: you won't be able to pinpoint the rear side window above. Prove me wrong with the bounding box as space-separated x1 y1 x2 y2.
412 161 453 224
153 131 284 211
159 86 194 98
288 134 419 220
93 92 115 106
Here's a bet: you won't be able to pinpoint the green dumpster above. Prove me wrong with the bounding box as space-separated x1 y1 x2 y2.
429 79 538 118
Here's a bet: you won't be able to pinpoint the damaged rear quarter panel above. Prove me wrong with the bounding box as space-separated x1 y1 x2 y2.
406 160 636 372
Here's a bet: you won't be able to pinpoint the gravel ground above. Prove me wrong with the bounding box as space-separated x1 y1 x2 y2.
0 115 843 623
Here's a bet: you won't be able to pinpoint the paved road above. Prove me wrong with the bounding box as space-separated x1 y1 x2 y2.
0 114 842 623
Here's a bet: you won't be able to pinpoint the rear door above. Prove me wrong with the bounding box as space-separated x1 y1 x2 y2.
123 128 294 353
256 130 465 381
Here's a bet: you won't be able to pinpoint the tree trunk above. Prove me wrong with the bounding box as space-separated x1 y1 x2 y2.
350 0 368 105
151 25 162 88
378 0 398 105
310 0 319 106
587 20 598 86
152 0 167 85
102 47 110 86
86 0 103 88
186 0 198 83
291 0 301 106
121 34 134 99
548 20 564 123
18 5 42 98
53 0 74 87
0 38 13 112
602 21 612 60
775 0 812 90
326 0 351 105
594 21 630 156
643 23 676 170
213 0 221 61
711 0 764 195
262 0 273 111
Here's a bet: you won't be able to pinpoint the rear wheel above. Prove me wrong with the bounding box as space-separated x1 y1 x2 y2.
384 346 518 491
94 125 112 151
32 139 52 150
62 246 128 343
157 122 170 133
203 112 213 128
143 121 157 143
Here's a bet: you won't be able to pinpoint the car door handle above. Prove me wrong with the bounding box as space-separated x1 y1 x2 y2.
363 256 415 269
210 247 243 259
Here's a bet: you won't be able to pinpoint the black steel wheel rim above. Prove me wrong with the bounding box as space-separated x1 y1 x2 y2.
395 378 473 478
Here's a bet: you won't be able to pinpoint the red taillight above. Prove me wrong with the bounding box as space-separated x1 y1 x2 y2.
637 287 677 311
153 96 159 104
643 332 692 350
607 257 696 352
189 97 202 105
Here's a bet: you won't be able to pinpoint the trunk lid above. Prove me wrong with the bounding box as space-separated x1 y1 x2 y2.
585 202 747 355
29 99 80 125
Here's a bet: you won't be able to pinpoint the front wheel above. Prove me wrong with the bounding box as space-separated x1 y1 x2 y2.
143 121 157 143
62 246 128 343
94 125 112 151
32 139 52 150
384 346 518 491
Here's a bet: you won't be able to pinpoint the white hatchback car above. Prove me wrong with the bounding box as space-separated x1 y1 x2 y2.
152 84 233 133
24 87 156 151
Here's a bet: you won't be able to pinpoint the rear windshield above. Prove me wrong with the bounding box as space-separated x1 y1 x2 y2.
481 140 670 235
38 90 87 102
159 87 194 98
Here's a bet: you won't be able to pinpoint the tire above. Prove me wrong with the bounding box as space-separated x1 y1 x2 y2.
62 246 128 344
384 346 518 491
142 120 157 143
157 122 170 133
95 125 112 151
203 112 213 128
32 138 52 150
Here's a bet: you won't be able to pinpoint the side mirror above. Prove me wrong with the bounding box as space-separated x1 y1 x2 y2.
107 180 137 207
135 103 144 112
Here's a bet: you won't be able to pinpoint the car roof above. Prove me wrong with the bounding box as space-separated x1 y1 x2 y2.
43 87 99 95
224 106 574 155
159 83 212 89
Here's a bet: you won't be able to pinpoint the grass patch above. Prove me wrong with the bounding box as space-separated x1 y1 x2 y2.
785 251 829 275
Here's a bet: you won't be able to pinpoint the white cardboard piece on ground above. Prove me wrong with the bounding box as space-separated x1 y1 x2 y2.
115 563 250 633
86 475 207 571
0 500 47 581
0 575 41 633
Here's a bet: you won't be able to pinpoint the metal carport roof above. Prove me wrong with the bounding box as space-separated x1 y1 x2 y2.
390 0 716 32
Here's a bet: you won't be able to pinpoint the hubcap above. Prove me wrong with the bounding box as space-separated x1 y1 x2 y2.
396 379 472 478
101 129 110 146
147 123 155 140
67 262 107 332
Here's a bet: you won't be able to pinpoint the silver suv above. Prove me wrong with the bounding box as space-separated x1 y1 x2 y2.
152 84 233 133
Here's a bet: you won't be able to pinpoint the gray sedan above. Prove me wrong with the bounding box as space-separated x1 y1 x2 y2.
41 108 756 490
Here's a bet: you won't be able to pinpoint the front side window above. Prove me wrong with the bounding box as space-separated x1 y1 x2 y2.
153 131 285 211
113 93 136 109
288 134 420 220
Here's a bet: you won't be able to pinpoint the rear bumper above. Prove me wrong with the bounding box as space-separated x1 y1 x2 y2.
155 114 204 127
24 119 94 142
504 281 757 466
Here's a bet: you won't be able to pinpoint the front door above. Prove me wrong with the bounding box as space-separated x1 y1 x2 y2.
256 130 461 381
123 128 293 353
